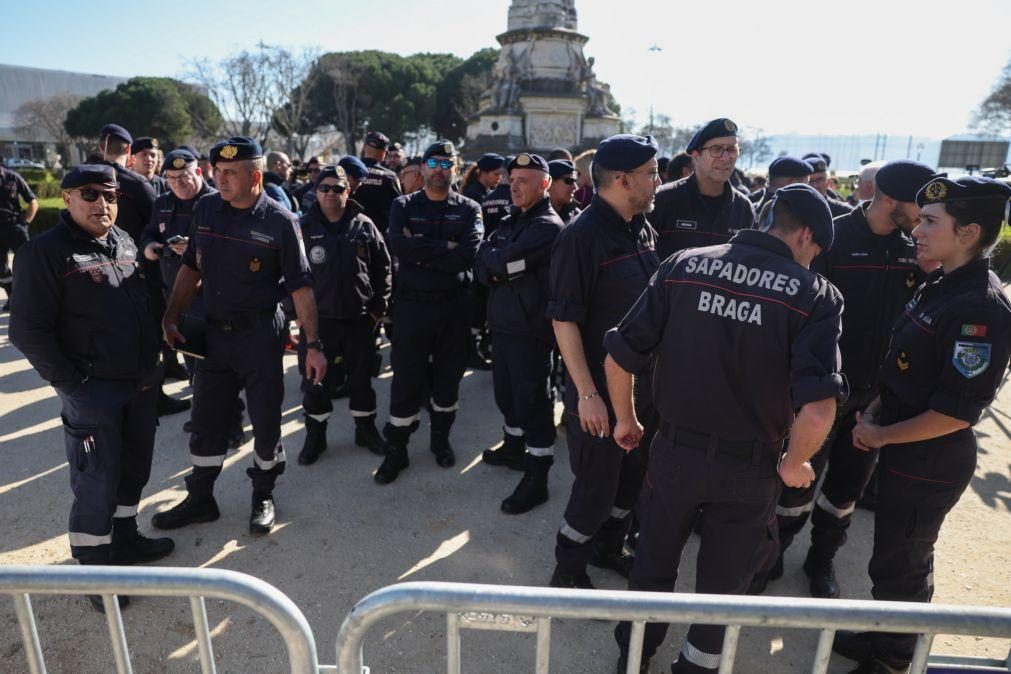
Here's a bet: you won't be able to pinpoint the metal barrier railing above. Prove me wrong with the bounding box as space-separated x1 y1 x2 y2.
335 581 1011 674
0 565 320 674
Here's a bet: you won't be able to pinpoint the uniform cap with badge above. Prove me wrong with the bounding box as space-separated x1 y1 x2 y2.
131 137 159 154
802 152 831 168
422 139 458 161
99 123 133 145
209 136 263 166
593 134 660 171
766 182 834 250
548 159 577 180
507 153 549 174
162 149 197 173
768 156 815 178
916 175 1011 207
364 131 390 150
60 164 120 190
874 160 938 203
476 153 506 172
315 165 349 188
686 118 739 154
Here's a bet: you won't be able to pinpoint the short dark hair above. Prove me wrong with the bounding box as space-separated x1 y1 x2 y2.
671 152 693 177
944 198 1008 257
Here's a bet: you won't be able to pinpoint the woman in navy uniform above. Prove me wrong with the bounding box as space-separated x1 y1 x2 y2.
835 176 1011 674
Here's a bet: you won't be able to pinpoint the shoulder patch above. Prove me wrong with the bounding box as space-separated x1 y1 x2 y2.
952 341 991 379
961 324 987 338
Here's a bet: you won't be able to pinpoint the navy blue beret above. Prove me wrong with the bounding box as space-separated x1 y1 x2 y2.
365 131 390 150
875 160 937 203
803 152 831 168
131 136 159 154
161 149 197 173
476 153 506 171
686 118 738 153
100 123 132 144
209 136 263 165
804 155 829 173
404 155 423 168
61 164 119 190
917 175 1011 207
768 156 814 178
338 155 369 180
508 153 549 174
316 165 349 187
177 144 200 157
548 159 577 179
594 134 659 171
423 139 458 160
773 183 834 251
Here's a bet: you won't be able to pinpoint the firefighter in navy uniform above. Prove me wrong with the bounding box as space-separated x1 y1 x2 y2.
463 153 505 370
760 160 937 599
547 134 662 589
356 131 403 236
152 136 325 535
476 153 565 514
10 165 174 612
296 165 392 464
652 118 755 262
608 183 845 673
481 164 514 237
0 158 38 310
752 156 815 216
131 137 168 196
833 177 1011 674
95 124 156 245
547 159 582 222
375 139 482 484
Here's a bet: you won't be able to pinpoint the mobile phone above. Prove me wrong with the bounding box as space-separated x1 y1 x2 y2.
166 235 188 244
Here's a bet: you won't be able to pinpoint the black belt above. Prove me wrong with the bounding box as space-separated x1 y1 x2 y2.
207 307 277 333
659 421 782 463
397 287 460 303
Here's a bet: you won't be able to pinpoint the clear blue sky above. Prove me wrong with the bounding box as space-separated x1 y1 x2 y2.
6 0 1010 139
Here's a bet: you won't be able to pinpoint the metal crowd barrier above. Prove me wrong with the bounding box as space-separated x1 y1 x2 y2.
0 565 319 674
335 581 1011 674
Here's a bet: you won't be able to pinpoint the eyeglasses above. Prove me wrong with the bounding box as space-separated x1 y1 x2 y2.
67 187 119 203
317 183 347 194
700 144 740 158
426 158 454 170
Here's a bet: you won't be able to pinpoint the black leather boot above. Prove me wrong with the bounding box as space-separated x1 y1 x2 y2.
803 547 841 598
501 455 551 514
375 423 411 484
429 410 456 468
249 494 275 535
298 416 328 465
482 431 526 471
151 494 220 530
354 415 387 455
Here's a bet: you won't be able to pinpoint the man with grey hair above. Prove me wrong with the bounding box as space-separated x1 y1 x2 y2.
153 136 325 536
856 160 886 202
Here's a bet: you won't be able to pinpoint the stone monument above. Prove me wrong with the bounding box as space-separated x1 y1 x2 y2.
464 0 621 156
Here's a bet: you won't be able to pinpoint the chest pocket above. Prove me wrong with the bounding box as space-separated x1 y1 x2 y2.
889 309 938 384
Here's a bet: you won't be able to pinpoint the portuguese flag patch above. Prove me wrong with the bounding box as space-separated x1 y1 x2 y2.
961 324 987 337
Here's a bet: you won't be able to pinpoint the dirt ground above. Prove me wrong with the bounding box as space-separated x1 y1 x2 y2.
1 308 1009 673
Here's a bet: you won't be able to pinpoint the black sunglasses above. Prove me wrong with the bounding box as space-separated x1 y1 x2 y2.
317 183 347 194
68 187 119 203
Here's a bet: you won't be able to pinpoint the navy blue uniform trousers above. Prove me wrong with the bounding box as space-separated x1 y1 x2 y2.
491 331 555 450
58 379 158 562
299 315 378 418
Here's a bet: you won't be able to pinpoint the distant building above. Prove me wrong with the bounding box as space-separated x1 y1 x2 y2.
0 63 126 167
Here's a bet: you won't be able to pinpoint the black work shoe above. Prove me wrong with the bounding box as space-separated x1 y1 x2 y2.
549 566 594 589
88 595 130 614
832 630 873 663
157 391 191 417
298 419 328 466
803 551 840 598
616 652 650 674
354 419 388 455
110 531 175 565
501 472 548 515
482 434 526 471
164 359 189 381
431 434 456 468
374 450 409 484
589 549 635 579
151 495 220 530
249 496 275 535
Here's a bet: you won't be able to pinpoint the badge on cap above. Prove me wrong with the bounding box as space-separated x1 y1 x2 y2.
335 166 347 179
443 142 453 155
249 257 261 272
172 157 187 169
724 120 737 132
517 154 531 166
151 139 160 149
953 341 990 378
220 145 238 160
923 181 947 201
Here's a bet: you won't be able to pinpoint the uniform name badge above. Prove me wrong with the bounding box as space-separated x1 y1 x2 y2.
952 341 991 379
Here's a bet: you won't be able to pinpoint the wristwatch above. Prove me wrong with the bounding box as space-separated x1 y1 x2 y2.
305 340 324 351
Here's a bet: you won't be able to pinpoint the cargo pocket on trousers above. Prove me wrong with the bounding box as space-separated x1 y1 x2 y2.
63 418 99 472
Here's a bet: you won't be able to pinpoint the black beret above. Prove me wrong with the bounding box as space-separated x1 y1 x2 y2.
774 183 834 250
476 153 506 171
768 156 814 178
805 156 829 173
404 155 424 168
389 141 404 152
802 152 831 168
548 159 577 179
508 153 549 174
338 155 369 180
100 123 132 144
594 134 659 171
209 136 263 165
161 149 197 173
916 175 1011 207
316 165 349 187
365 131 390 150
686 118 738 153
178 144 200 157
423 139 458 160
130 136 159 154
875 160 937 203
60 164 119 190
